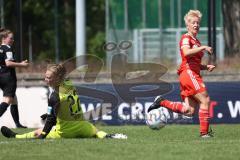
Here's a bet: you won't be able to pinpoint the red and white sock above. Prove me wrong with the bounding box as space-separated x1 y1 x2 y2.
160 100 188 114
199 108 210 135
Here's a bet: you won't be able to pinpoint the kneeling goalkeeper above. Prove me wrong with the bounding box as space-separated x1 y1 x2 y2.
1 64 126 139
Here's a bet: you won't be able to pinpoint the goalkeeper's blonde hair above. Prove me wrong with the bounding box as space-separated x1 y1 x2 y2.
184 10 202 26
47 64 66 86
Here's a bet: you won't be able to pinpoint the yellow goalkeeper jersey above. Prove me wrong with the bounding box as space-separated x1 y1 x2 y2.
53 80 96 138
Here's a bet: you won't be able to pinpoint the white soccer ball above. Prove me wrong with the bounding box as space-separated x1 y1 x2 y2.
146 108 167 130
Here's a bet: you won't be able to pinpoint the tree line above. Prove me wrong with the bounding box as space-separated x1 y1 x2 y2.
1 0 105 63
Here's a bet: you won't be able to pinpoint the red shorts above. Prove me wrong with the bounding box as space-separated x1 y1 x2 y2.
179 69 206 100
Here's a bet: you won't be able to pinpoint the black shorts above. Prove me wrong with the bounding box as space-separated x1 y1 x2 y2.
0 72 16 98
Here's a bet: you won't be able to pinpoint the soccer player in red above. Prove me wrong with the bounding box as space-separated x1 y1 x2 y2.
148 10 216 138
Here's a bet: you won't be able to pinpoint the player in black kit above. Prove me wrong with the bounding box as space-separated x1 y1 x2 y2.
0 28 29 128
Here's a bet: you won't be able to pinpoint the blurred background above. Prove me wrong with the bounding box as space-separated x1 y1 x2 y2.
0 0 103 68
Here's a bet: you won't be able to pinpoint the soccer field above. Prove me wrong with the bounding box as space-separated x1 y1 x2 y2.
0 124 239 160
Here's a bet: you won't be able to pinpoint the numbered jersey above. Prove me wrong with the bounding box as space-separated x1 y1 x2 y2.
52 80 87 137
57 80 84 121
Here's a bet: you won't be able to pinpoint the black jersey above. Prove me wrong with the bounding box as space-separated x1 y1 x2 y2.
0 44 16 78
0 45 17 97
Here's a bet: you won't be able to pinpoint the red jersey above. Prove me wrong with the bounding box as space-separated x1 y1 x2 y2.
177 33 204 75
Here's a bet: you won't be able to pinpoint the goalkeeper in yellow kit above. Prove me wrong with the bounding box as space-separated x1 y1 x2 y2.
1 64 127 139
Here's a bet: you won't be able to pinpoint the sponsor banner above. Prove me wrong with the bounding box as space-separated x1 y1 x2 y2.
0 82 239 128
79 82 240 124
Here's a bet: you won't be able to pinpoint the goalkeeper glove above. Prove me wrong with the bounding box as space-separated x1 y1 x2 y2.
40 113 48 120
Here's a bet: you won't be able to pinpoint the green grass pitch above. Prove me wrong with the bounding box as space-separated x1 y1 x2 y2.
0 124 239 160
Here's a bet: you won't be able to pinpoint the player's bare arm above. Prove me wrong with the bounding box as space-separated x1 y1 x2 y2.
200 64 216 71
204 46 213 54
182 45 212 57
206 64 216 72
5 59 29 68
